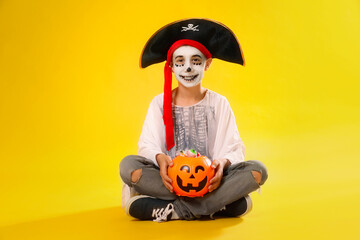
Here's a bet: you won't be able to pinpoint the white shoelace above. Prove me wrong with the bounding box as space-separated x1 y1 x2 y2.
152 203 174 222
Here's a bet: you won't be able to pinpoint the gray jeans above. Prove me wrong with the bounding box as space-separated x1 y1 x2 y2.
120 155 268 220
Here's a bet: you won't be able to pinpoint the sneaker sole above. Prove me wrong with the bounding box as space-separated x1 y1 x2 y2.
239 195 253 217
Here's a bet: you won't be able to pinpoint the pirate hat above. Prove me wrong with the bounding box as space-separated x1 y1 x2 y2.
140 18 245 68
140 18 245 151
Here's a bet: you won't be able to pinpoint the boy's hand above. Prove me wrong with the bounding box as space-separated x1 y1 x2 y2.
208 158 230 192
156 153 174 193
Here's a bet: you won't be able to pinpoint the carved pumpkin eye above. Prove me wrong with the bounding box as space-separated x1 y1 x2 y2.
195 166 205 173
180 165 190 173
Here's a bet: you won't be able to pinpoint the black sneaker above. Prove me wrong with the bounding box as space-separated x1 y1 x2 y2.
125 195 175 222
210 195 252 219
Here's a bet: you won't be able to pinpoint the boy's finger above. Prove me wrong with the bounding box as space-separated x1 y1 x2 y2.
164 174 172 183
164 181 173 192
211 160 219 169
209 176 218 184
208 184 216 192
210 180 221 191
160 170 173 184
209 171 221 183
209 174 216 183
165 156 173 166
160 169 166 178
167 159 174 167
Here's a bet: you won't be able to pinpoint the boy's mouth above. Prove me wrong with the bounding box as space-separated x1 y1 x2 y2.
180 74 199 81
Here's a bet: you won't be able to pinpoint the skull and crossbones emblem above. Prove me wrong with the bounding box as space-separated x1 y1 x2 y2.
181 24 199 32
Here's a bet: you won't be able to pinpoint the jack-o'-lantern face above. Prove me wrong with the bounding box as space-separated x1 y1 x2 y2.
168 155 215 197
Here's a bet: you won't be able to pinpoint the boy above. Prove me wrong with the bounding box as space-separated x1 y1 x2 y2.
120 18 268 222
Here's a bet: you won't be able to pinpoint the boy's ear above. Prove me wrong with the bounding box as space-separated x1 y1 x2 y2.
205 58 212 71
170 61 174 72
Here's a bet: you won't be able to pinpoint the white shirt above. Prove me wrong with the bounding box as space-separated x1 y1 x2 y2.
137 89 245 166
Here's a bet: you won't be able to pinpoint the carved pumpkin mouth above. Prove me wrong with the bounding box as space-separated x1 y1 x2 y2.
176 175 207 192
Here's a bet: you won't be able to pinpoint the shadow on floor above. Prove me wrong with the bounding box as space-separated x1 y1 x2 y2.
0 206 245 240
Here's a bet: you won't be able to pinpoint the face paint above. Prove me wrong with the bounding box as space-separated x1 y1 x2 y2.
172 46 207 88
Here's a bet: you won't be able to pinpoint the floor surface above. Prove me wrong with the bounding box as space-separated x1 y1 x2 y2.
1 178 359 240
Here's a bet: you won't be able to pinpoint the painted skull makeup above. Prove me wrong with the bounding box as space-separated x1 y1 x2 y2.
172 46 207 88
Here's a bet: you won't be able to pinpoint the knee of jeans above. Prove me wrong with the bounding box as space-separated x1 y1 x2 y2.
250 160 268 185
119 155 137 185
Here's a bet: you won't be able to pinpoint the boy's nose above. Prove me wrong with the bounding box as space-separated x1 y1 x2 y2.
186 67 192 72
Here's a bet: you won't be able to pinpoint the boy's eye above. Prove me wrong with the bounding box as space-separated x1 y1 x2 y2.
192 58 202 65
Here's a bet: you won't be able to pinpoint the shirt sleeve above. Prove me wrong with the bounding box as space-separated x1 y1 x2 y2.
137 96 166 166
211 96 245 165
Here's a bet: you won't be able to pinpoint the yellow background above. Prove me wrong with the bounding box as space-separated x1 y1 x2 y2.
1 0 359 239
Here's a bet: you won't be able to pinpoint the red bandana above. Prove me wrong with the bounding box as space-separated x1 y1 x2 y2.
163 40 212 150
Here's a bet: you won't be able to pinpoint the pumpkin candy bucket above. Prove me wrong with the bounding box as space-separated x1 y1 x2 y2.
168 150 215 197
